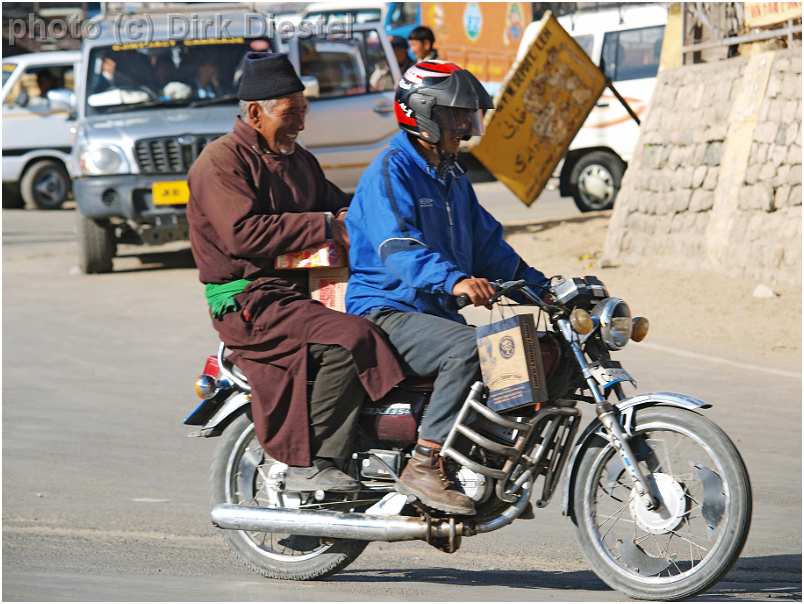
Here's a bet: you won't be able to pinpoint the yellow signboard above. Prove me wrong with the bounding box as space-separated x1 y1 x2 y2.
744 2 801 28
471 12 606 206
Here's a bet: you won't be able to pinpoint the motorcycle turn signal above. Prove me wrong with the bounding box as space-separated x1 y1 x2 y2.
631 317 650 342
570 308 594 334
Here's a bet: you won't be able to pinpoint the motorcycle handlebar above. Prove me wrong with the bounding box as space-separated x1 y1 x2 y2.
454 280 554 311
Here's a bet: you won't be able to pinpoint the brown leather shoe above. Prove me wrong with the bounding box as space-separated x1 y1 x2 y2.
396 445 476 515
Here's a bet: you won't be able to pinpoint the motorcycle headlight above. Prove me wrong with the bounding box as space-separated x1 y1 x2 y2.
592 297 632 350
79 143 130 176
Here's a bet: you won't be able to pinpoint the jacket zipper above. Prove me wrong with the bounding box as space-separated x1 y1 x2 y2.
444 184 456 258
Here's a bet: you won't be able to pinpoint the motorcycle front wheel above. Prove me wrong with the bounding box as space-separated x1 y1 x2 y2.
210 412 367 580
573 406 751 600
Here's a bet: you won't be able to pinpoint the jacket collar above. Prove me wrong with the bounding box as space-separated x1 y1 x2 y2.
390 131 464 185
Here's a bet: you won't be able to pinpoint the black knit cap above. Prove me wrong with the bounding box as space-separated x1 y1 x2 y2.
237 52 304 101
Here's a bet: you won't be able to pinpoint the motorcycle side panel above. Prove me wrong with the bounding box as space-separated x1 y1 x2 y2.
560 391 711 518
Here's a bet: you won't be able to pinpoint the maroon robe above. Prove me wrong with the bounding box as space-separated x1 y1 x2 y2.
187 118 404 466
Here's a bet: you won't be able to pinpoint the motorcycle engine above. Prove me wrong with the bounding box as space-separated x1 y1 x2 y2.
454 465 493 503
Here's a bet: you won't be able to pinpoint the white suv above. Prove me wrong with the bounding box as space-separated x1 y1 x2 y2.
2 50 81 209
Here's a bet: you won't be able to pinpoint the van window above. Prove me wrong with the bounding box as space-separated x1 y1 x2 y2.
389 3 418 28
5 64 74 109
300 29 394 98
573 34 594 58
601 25 664 82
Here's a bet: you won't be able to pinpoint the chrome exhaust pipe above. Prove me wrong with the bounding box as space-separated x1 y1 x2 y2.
211 504 454 542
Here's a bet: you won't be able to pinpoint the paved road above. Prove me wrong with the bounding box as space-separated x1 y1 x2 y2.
2 192 800 601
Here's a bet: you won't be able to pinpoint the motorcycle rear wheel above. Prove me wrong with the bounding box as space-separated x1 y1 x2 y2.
210 412 367 580
573 406 751 600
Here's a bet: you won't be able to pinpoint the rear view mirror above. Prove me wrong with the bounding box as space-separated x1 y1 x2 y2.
301 75 320 99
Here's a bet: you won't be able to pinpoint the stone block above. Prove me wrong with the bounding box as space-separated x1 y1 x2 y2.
704 142 722 166
787 144 802 165
792 54 802 74
703 168 719 190
771 144 788 166
755 183 774 211
785 122 800 146
790 184 802 206
755 121 778 144
755 143 769 163
774 184 791 208
690 189 714 212
706 123 728 141
776 124 789 145
782 100 799 123
673 189 692 213
759 162 777 181
789 164 802 185
692 165 707 188
693 144 707 164
783 74 801 99
759 98 772 122
769 99 784 122
775 164 791 187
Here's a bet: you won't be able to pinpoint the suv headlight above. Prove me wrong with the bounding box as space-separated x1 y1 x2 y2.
592 297 632 350
78 144 130 176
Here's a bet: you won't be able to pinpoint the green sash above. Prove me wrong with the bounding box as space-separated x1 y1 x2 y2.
204 279 253 319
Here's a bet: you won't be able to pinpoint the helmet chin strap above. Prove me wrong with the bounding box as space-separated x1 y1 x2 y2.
435 141 458 180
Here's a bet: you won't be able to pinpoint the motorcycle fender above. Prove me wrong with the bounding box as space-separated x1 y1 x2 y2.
560 392 711 519
194 392 251 437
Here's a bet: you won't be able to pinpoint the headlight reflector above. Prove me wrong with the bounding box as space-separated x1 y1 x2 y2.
593 297 632 350
79 144 130 176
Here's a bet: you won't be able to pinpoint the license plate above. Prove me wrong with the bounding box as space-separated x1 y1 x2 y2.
590 363 636 390
152 180 190 206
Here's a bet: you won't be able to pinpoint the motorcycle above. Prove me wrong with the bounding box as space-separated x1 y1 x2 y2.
184 277 751 600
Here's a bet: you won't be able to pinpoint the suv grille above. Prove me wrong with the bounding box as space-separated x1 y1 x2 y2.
134 134 222 174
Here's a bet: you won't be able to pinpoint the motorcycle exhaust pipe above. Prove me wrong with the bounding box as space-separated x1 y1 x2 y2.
211 504 455 542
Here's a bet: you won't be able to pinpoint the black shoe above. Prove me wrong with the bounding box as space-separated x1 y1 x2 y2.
283 460 361 492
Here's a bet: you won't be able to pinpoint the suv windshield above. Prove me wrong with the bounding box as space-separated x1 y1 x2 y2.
85 37 273 115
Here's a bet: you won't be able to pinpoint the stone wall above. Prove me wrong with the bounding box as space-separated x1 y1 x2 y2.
603 48 802 287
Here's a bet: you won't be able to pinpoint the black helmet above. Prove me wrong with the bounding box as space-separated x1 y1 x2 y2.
394 61 493 145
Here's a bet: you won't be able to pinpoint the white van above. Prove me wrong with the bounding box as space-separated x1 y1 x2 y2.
519 5 667 211
2 51 81 209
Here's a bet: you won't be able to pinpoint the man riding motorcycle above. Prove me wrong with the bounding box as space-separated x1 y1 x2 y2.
345 61 550 516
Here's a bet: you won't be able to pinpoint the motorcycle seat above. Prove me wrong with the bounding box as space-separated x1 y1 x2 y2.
395 375 435 392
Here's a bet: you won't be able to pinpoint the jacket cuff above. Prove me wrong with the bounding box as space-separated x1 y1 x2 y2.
444 271 469 296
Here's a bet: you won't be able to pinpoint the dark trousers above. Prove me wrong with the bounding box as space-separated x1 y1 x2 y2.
367 310 480 443
307 344 365 465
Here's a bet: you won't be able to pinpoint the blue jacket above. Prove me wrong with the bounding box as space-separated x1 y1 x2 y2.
346 132 548 322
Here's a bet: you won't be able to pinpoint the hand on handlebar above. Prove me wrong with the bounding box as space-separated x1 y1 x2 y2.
453 277 496 309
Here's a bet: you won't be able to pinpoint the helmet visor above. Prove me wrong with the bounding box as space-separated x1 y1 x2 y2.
432 106 485 141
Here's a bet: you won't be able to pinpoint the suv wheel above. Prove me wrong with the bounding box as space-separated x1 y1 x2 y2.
569 151 624 212
77 213 116 274
21 159 70 210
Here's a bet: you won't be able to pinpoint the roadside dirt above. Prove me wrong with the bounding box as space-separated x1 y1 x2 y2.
505 211 802 372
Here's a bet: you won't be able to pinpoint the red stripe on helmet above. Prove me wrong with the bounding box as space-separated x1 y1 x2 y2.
417 61 461 74
394 100 417 127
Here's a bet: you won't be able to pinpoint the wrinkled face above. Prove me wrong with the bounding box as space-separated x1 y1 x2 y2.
248 93 308 155
409 39 432 60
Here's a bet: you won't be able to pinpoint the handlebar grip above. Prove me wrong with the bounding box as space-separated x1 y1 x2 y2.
456 294 471 309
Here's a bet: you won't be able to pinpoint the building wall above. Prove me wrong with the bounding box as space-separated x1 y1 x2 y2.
603 48 802 286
